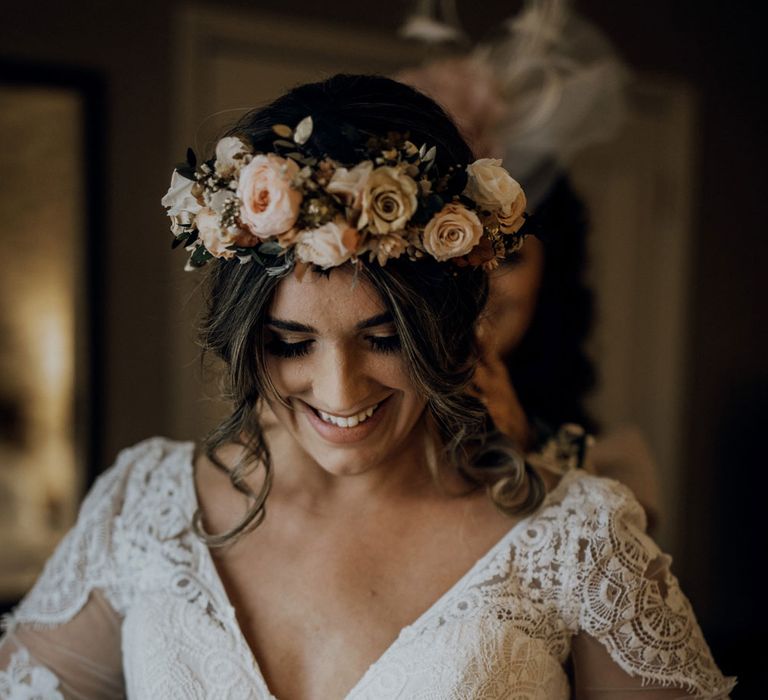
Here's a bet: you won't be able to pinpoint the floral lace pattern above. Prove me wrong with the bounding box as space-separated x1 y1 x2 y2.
0 648 63 700
1 438 735 699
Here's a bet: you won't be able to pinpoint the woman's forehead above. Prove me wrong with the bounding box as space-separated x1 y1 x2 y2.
269 268 386 327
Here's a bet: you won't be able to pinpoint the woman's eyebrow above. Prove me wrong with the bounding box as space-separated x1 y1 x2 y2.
265 312 393 333
265 317 316 333
356 312 394 330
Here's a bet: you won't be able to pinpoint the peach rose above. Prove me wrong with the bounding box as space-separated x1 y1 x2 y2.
422 203 483 261
358 166 418 234
327 161 373 210
237 154 301 238
464 158 524 212
294 218 361 269
197 207 259 259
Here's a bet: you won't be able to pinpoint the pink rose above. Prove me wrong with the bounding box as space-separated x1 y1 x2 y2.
422 203 483 261
237 154 301 238
294 218 361 269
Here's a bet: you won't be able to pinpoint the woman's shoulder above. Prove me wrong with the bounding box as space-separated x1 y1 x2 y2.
540 468 648 535
5 438 195 630
89 436 194 509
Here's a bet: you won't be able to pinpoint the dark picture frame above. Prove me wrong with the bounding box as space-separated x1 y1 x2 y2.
0 58 105 613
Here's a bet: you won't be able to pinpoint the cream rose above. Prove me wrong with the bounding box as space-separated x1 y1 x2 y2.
214 136 251 177
162 171 202 217
294 218 360 269
237 154 301 238
463 158 524 212
422 203 483 261
196 207 259 259
358 166 418 234
327 161 373 210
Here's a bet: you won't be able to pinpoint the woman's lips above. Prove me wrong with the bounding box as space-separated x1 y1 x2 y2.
301 396 391 444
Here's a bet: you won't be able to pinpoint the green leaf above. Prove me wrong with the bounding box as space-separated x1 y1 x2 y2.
259 241 284 255
174 163 196 180
186 148 197 169
285 152 308 164
171 232 189 249
190 244 212 266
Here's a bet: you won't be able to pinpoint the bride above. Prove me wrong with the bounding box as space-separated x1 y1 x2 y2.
0 74 734 699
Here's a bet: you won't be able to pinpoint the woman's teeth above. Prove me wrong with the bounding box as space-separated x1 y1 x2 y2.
317 403 379 428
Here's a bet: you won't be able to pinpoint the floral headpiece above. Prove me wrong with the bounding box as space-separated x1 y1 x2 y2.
162 116 528 275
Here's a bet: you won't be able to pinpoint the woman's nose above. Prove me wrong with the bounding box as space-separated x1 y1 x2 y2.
311 342 373 412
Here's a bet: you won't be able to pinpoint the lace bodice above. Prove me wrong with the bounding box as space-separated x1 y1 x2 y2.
0 437 735 699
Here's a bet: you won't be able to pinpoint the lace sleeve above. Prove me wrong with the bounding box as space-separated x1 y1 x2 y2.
565 476 736 698
0 590 124 699
0 441 150 698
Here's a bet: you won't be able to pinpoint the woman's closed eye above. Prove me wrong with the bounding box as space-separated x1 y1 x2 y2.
366 334 401 354
265 334 401 359
266 337 314 359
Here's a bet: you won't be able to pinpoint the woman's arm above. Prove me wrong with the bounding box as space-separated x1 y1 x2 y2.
572 632 702 699
0 589 124 699
566 478 735 699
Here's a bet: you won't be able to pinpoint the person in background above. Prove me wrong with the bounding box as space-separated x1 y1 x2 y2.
398 0 662 530
475 176 662 530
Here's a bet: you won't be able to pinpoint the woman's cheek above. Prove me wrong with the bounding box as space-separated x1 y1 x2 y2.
265 356 308 396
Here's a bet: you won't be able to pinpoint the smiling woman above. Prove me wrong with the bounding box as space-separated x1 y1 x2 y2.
0 74 734 699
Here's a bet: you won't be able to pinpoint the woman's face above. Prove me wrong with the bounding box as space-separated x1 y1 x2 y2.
485 235 545 357
264 267 428 478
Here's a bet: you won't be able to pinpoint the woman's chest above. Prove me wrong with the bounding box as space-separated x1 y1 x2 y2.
210 517 513 699
120 587 571 700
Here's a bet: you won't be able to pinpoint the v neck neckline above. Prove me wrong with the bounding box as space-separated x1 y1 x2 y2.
181 440 571 700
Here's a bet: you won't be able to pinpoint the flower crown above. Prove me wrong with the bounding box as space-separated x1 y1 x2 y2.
162 116 528 274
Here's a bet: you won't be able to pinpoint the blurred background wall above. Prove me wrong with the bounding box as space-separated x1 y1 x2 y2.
1 0 765 694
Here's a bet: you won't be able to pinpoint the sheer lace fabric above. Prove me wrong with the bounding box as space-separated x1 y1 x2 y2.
0 437 735 699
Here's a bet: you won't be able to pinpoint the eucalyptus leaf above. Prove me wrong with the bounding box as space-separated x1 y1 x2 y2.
273 139 297 150
174 164 195 180
272 124 293 138
423 146 437 163
285 152 308 164
259 241 284 255
190 244 212 266
186 148 197 168
294 116 313 145
171 232 190 249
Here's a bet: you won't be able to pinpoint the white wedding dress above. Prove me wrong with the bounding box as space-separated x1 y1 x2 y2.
0 438 735 699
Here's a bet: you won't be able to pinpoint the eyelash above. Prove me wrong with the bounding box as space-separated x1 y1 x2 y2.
265 335 401 359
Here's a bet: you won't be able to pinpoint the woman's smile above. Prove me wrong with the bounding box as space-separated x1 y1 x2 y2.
299 395 393 444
